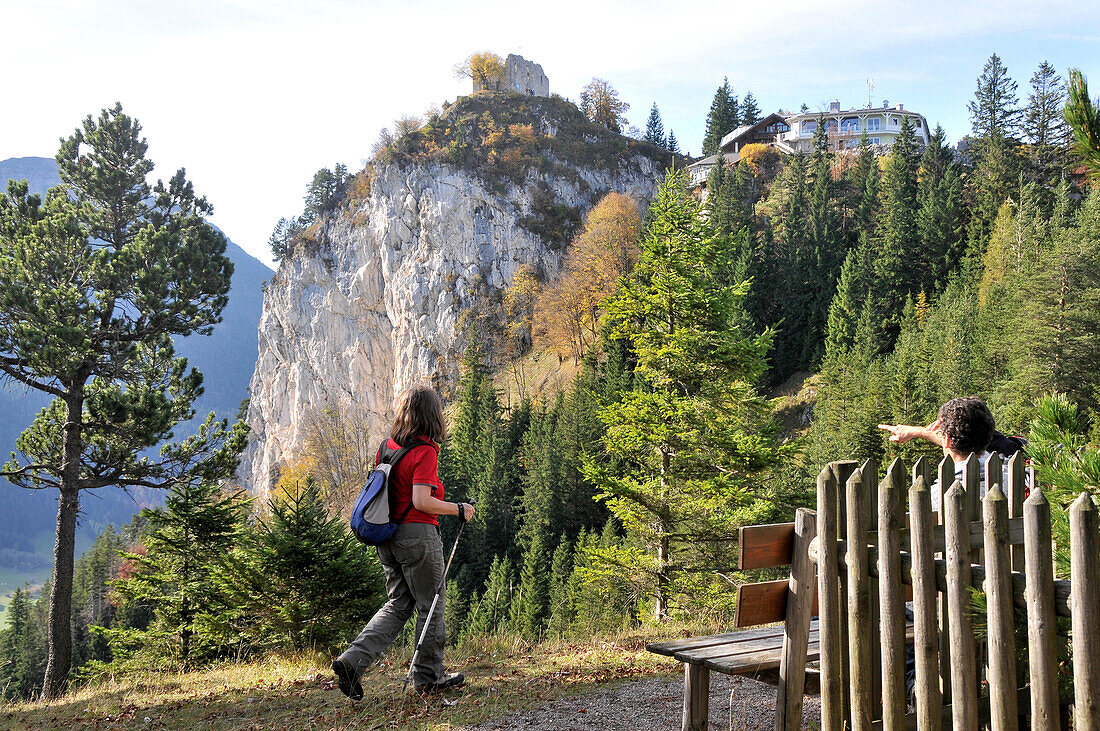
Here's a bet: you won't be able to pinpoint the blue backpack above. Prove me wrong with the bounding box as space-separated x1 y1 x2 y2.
350 439 429 545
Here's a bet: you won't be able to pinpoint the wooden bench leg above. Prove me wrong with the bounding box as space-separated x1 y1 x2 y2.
683 662 709 731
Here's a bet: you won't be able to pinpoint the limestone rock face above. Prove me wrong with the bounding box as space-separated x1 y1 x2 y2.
241 157 662 496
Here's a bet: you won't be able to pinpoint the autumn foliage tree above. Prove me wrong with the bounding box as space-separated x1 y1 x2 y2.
456 52 506 91
536 193 643 363
579 79 630 134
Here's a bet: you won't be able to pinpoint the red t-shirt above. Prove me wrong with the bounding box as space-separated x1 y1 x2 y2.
380 436 444 526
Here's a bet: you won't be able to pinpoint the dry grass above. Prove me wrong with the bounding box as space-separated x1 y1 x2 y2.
1 628 696 730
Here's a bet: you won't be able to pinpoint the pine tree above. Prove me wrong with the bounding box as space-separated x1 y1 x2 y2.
741 92 761 126
644 103 666 147
0 104 247 697
702 78 739 156
71 527 128 669
583 170 785 619
1065 69 1100 182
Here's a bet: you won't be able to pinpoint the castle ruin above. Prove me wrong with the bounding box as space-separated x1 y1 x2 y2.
474 54 549 97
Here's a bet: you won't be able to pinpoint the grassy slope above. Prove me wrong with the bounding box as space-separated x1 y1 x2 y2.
1 631 687 729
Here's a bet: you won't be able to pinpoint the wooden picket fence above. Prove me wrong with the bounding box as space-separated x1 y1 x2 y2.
812 453 1100 730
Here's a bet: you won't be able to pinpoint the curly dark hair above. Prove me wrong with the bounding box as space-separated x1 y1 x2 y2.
937 397 995 455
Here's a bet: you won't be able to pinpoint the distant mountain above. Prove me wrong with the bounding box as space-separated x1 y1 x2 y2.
0 156 271 577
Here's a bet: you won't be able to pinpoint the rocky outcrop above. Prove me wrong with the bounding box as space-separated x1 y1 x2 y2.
241 120 668 496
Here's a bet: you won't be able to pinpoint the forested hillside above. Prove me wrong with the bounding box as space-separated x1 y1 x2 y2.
4 54 1100 711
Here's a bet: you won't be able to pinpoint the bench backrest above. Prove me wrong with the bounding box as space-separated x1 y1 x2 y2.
735 522 818 627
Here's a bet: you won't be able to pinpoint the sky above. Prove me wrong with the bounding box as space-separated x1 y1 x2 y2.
2 0 1099 269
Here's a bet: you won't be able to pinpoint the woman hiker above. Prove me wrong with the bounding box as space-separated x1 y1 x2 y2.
332 384 474 698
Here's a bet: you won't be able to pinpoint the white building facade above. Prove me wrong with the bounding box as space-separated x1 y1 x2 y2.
780 100 930 152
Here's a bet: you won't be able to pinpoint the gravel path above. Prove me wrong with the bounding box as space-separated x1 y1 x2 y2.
460 673 821 730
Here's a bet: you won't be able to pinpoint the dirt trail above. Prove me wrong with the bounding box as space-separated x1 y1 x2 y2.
460 673 821 730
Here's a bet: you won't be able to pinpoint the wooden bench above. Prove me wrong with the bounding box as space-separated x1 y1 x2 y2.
647 508 819 731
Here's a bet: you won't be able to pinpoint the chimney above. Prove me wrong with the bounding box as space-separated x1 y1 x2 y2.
829 100 840 113
882 99 889 109
896 103 904 110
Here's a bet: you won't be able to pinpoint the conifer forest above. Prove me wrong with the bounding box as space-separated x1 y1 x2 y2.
4 53 1100 707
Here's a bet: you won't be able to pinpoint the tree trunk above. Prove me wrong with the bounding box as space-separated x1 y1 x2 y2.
44 486 79 698
43 390 84 699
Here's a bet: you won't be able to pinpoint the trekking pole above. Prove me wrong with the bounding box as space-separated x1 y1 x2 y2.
403 503 472 693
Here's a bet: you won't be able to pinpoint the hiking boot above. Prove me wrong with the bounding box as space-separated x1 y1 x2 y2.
414 672 465 694
332 657 363 701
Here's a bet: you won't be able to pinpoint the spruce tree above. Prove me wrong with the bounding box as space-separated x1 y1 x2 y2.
916 125 964 288
0 586 46 699
108 480 248 667
583 170 785 619
1023 61 1070 209
219 478 385 652
966 54 1022 252
644 103 666 147
0 104 247 696
546 534 574 635
666 129 681 155
741 92 761 126
702 78 739 156
462 555 514 638
870 115 922 348
510 529 551 638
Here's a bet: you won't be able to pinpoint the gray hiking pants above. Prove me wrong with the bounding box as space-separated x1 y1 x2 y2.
339 522 446 685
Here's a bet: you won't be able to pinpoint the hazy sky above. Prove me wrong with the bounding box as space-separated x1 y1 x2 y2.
3 0 1099 268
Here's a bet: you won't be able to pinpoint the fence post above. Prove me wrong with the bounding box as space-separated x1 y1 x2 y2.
1007 453 1026 572
1024 487 1060 729
775 507 817 731
936 455 954 703
983 485 1018 730
846 467 872 731
878 459 906 730
945 480 978 731
909 475 942 731
832 460 859 726
1071 493 1100 728
817 465 844 731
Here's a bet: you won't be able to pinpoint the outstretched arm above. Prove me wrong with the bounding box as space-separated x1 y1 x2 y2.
878 420 945 447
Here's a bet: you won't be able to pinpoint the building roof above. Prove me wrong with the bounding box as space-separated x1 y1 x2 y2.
719 112 789 150
783 105 927 123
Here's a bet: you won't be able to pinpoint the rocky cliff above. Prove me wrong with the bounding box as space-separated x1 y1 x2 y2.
241 93 676 494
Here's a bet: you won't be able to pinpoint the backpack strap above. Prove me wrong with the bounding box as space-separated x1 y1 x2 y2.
377 439 433 524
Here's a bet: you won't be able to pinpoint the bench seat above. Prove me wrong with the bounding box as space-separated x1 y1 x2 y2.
647 620 821 677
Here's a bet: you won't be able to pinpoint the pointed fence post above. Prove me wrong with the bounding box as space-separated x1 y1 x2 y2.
945 479 978 731
775 507 817 731
1024 487 1060 729
909 475 942 731
878 459 907 730
846 467 872 731
983 485 1018 730
1071 493 1100 728
817 465 844 731
936 455 954 703
1007 453 1026 572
